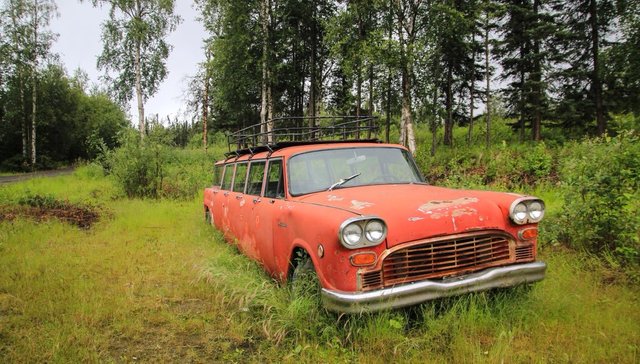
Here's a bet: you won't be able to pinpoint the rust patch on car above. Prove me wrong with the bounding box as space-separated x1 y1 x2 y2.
350 200 374 210
418 197 478 214
452 207 478 217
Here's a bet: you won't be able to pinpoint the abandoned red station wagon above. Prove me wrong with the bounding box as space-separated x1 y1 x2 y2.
203 116 546 313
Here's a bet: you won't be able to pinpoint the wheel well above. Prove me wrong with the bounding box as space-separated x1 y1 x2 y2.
288 247 310 281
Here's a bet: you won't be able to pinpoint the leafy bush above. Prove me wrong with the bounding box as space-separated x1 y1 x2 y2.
106 132 168 198
416 139 555 190
104 130 215 199
557 132 640 265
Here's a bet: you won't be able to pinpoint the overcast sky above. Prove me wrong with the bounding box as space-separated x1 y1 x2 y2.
50 1 207 125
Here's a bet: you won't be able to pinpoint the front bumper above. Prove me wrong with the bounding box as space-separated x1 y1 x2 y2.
321 261 547 313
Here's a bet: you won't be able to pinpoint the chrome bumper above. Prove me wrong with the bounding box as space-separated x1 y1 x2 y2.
321 261 547 313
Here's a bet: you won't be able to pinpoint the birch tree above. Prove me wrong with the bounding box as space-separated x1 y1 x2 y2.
394 0 423 154
90 0 181 139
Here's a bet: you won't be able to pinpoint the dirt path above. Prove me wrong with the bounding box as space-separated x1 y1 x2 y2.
0 167 75 184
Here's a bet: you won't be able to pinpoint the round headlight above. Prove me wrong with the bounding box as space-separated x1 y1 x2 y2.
342 223 362 246
528 201 544 222
365 220 386 243
513 202 528 224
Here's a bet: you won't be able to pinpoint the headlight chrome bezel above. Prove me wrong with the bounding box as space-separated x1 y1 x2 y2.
509 198 545 225
339 216 388 249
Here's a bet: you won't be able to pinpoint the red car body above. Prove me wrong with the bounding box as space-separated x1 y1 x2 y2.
204 125 546 313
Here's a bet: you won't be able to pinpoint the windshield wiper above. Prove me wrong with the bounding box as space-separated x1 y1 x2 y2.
328 173 361 191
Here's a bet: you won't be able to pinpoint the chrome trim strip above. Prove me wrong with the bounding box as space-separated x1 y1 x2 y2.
321 261 547 313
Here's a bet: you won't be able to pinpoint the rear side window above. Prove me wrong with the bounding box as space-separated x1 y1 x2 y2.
221 164 234 190
232 163 248 192
264 159 285 199
246 161 266 196
213 164 223 187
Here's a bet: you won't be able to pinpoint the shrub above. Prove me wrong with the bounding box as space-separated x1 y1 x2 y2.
107 132 168 198
104 131 214 200
557 132 640 265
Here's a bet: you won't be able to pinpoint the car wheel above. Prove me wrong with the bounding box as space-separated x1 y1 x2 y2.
290 253 320 301
205 209 213 226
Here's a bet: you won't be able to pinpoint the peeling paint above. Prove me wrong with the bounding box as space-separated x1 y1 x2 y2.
408 217 424 222
418 197 479 213
327 195 344 201
239 199 246 207
452 207 477 217
350 200 374 210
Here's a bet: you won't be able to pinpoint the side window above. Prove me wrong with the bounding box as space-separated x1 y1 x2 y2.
213 164 223 187
246 161 266 196
264 159 285 199
232 163 248 192
221 164 234 190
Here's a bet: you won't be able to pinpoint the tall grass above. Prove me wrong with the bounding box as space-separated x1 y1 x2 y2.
1 167 638 362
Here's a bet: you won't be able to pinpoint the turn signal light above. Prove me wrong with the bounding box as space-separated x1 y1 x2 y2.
519 227 538 240
350 252 377 267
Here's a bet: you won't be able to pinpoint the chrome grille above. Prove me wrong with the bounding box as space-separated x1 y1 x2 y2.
381 233 512 286
360 270 382 291
515 244 534 261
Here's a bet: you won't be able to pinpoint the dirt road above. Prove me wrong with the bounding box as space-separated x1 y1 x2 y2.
0 167 75 184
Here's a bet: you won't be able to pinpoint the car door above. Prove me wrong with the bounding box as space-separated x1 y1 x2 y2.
228 162 248 243
252 158 286 277
239 160 266 261
216 163 235 236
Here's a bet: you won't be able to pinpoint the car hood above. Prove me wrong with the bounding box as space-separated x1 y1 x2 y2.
295 184 524 248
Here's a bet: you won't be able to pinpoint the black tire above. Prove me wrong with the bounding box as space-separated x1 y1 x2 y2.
205 209 212 226
290 254 320 300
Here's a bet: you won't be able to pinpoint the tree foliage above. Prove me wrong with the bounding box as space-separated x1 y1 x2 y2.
192 0 638 148
0 62 128 170
90 0 181 138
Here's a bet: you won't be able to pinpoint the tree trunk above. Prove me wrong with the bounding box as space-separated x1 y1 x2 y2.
468 33 476 143
431 84 438 157
590 0 605 135
20 75 28 160
485 12 491 149
267 68 274 143
30 0 38 167
531 0 542 141
135 41 144 139
385 0 392 144
368 64 374 139
397 2 416 154
402 63 416 153
202 68 209 152
444 65 453 146
260 0 269 143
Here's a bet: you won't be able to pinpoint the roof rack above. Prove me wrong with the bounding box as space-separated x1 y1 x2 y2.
226 116 379 156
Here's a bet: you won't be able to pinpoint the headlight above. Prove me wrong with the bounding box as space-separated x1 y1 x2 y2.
342 223 363 246
513 203 528 224
509 198 545 225
528 201 545 222
339 217 387 249
365 220 386 244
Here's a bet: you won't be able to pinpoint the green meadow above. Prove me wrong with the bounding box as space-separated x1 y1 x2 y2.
0 165 638 363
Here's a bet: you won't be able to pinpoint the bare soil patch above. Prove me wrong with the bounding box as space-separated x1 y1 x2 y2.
0 202 100 229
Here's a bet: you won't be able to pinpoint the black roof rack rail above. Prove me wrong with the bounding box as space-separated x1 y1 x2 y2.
226 115 379 157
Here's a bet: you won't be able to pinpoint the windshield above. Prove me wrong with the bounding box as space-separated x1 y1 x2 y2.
288 147 424 196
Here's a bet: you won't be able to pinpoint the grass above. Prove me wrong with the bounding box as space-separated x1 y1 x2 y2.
1 167 639 363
